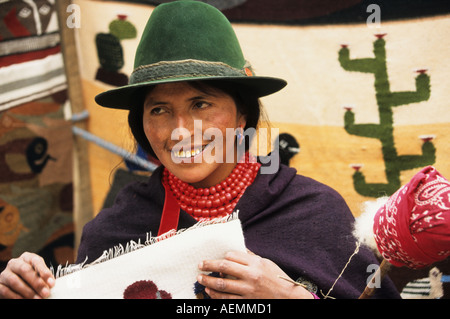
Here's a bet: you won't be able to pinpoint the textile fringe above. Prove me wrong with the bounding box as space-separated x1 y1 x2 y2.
52 211 239 279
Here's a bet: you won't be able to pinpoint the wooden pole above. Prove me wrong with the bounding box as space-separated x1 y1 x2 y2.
55 0 94 258
359 259 392 299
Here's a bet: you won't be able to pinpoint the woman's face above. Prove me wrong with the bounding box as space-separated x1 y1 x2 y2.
143 82 246 188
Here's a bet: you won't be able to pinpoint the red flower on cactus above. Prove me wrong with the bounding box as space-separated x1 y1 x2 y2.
419 135 435 143
350 164 363 171
415 69 428 74
343 105 353 111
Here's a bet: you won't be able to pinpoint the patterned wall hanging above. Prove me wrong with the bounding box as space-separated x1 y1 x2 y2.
0 0 74 272
339 34 435 198
109 0 450 24
0 0 67 111
71 0 450 297
95 14 137 86
76 0 450 215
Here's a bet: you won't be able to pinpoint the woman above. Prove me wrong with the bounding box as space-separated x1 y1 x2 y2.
0 1 400 299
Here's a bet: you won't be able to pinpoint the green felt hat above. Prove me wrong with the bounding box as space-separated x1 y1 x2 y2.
95 0 287 109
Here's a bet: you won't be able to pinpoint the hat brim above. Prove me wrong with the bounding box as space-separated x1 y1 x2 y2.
95 75 287 110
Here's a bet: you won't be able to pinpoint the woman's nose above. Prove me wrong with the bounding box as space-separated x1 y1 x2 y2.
171 113 201 143
174 112 195 132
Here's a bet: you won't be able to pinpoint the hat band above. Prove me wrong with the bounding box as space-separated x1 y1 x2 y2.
130 59 248 85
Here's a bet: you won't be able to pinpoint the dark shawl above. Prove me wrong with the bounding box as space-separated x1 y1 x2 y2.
76 163 400 299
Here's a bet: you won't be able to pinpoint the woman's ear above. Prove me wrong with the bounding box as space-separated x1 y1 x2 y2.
237 112 247 128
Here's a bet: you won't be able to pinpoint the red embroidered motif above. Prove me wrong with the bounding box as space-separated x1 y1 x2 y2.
123 280 172 299
373 166 450 269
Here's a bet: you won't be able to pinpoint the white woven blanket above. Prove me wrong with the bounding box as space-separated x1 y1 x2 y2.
49 217 246 299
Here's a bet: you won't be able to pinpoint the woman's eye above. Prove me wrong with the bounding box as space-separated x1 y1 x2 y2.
193 101 210 109
150 107 165 115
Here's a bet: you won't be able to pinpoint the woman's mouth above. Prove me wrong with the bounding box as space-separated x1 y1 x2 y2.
171 143 210 159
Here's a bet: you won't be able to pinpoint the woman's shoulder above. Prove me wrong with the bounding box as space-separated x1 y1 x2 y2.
260 161 347 204
89 168 165 225
289 170 354 219
76 167 165 263
291 170 345 200
257 156 340 193
241 161 353 223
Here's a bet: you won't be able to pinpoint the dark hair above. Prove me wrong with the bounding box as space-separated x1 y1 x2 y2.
128 80 262 160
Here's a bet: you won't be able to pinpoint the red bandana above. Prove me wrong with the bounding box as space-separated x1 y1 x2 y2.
373 166 450 269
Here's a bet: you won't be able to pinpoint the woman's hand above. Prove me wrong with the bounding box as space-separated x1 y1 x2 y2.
197 250 314 299
0 252 55 299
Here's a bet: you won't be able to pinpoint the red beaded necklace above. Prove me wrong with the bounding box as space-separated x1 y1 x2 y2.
162 153 261 222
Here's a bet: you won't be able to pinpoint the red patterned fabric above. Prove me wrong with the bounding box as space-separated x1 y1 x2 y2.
373 166 450 269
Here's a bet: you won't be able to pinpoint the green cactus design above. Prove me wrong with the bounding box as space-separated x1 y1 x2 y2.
109 15 137 40
96 33 124 72
338 34 435 197
95 15 137 86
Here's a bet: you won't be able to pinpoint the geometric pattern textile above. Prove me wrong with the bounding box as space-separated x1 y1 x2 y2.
0 0 67 111
0 0 74 272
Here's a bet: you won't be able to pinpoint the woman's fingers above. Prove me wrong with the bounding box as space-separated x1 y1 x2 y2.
197 272 250 298
0 266 40 299
199 254 248 278
198 250 313 299
198 251 265 298
22 252 55 290
0 253 54 299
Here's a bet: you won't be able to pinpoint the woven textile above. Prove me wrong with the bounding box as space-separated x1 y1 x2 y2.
0 0 74 271
0 0 67 111
73 1 450 218
49 218 246 299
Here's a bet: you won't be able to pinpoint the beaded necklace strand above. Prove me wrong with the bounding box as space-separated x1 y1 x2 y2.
162 153 261 221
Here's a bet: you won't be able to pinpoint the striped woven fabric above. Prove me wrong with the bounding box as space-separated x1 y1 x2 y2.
0 1 67 111
400 267 444 299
